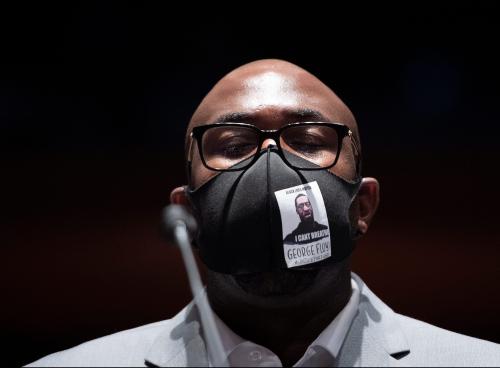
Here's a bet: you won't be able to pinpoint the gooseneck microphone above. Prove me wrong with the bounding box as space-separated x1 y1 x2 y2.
161 205 228 367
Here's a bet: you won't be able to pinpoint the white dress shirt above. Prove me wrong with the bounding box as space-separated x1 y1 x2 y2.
211 277 360 367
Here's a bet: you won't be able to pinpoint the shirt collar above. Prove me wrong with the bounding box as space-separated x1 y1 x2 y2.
211 276 360 366
211 305 247 358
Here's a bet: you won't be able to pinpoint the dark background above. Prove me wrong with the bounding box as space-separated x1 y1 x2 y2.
2 4 500 366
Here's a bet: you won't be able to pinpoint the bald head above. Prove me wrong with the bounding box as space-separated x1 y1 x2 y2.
186 59 361 186
189 59 359 141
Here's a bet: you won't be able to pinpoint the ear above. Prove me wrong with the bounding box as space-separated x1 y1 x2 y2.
356 177 380 236
170 186 191 207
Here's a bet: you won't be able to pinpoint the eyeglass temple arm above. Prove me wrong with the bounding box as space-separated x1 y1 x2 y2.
348 130 362 177
186 133 195 186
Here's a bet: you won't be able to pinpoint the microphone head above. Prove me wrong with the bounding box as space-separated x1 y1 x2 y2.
161 204 198 243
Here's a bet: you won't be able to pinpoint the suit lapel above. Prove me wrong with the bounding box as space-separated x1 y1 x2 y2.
337 273 411 367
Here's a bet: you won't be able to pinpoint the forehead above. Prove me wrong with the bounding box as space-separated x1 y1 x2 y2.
296 196 309 204
238 71 301 111
189 70 357 133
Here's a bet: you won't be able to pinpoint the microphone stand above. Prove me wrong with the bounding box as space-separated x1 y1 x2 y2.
165 205 228 367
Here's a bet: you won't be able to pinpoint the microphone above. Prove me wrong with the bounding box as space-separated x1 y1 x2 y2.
161 205 228 367
161 204 198 243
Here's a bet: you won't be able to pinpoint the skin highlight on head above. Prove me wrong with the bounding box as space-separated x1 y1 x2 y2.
170 59 380 365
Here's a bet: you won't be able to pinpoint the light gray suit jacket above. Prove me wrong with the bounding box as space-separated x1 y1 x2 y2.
28 274 500 367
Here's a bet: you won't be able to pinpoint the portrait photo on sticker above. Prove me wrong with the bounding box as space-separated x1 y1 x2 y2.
274 181 331 268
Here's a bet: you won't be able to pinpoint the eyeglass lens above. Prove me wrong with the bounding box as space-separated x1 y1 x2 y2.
201 124 339 170
296 201 311 210
201 126 260 170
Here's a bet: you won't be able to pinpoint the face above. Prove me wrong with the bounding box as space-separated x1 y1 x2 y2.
296 195 313 222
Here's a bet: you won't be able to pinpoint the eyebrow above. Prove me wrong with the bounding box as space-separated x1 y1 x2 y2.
211 108 330 125
291 108 328 121
212 112 252 124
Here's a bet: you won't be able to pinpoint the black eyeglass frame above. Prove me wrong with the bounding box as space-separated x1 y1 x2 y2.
188 121 359 172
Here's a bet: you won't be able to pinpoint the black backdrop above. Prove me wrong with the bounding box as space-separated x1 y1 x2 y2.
2 4 500 366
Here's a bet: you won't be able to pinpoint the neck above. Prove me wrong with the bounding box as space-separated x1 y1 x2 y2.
207 265 352 366
301 217 314 224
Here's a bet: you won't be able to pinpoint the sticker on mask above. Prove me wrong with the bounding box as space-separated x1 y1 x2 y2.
274 181 331 268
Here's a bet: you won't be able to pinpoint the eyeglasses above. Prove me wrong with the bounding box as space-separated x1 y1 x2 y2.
296 201 311 210
188 122 358 171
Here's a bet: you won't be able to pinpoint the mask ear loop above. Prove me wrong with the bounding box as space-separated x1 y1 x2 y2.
347 132 364 239
352 227 365 240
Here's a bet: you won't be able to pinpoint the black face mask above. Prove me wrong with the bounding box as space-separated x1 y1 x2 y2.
187 148 361 275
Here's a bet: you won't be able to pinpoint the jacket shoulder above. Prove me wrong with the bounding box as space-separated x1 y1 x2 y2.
397 314 500 366
26 319 174 367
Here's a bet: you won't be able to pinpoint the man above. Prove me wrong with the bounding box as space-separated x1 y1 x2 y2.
29 59 500 367
283 194 329 245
